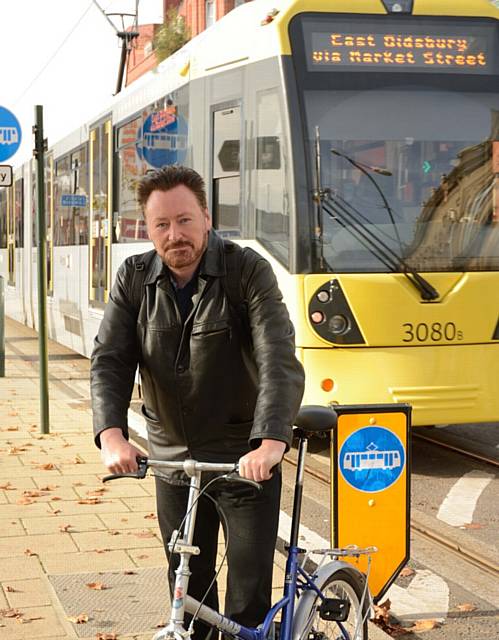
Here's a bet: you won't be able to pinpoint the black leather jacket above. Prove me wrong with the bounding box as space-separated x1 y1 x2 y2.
91 230 305 462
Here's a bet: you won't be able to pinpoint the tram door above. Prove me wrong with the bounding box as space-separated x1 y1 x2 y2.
7 185 14 286
212 104 242 236
45 154 54 296
89 118 112 307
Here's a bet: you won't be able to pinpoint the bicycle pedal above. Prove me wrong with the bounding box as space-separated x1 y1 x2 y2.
318 598 350 622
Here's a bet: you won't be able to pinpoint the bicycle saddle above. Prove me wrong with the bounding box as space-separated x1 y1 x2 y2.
294 405 337 434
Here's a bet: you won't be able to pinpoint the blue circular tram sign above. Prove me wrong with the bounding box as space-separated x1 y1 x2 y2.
339 426 405 493
136 108 187 168
0 106 22 162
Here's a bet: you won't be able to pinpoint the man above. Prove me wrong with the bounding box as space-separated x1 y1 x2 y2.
91 165 305 638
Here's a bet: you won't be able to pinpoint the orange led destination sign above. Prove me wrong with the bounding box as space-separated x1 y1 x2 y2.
308 31 490 73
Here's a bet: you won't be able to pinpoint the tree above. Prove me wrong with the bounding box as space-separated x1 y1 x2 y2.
154 8 190 63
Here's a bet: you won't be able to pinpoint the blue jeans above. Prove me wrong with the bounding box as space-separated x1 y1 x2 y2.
155 470 281 640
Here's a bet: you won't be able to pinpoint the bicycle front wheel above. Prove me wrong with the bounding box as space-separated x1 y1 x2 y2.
301 569 369 640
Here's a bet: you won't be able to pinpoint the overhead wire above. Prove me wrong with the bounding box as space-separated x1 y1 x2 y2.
14 1 97 106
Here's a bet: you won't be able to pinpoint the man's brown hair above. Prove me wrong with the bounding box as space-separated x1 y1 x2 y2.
137 165 207 211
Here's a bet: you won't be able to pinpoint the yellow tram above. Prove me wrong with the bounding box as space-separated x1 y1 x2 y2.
1 0 498 427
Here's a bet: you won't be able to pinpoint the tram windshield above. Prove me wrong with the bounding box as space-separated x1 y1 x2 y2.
290 14 499 273
307 88 499 272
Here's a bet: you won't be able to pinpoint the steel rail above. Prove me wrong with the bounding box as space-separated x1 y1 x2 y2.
412 433 499 468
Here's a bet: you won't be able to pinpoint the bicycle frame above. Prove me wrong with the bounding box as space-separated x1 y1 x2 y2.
152 433 369 640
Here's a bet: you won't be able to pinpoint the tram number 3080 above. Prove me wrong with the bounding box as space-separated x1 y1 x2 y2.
402 322 463 343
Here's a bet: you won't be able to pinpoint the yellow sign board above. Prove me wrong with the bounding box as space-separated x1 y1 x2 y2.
331 404 411 601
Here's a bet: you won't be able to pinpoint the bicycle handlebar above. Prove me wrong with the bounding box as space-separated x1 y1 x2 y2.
102 456 262 491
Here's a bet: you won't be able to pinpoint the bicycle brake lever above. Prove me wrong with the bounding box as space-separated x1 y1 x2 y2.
224 472 263 492
102 456 148 483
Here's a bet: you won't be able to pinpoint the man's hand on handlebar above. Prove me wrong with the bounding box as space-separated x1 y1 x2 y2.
238 439 286 482
100 427 145 475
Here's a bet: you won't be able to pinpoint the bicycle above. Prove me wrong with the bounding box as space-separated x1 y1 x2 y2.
103 405 376 640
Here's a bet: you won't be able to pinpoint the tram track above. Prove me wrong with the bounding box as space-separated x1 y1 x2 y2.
412 432 499 469
282 451 499 579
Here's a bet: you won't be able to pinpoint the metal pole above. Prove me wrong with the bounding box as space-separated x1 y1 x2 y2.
33 105 50 434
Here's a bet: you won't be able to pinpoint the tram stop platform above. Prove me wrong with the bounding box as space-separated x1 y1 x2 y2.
0 317 389 639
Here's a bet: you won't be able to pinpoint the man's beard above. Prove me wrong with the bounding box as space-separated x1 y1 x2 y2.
162 239 206 270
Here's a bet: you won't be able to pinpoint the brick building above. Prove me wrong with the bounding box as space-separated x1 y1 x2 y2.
125 0 248 86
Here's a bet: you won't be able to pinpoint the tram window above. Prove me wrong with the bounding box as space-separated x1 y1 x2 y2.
0 190 7 249
116 116 148 242
212 106 241 236
14 179 23 249
255 89 289 266
257 137 280 170
54 155 75 246
71 146 89 245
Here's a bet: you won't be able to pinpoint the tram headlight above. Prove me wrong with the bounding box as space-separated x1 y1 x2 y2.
307 279 365 345
328 314 350 335
311 311 325 324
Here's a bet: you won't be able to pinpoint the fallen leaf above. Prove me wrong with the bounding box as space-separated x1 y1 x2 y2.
399 567 415 578
86 582 108 590
67 613 89 624
133 531 155 538
411 619 441 632
73 456 85 464
5 586 18 593
0 482 15 490
24 549 37 556
462 523 485 530
52 509 62 515
108 530 121 536
51 496 62 501
34 463 56 470
8 446 27 455
455 603 477 612
39 484 59 491
144 513 157 520
59 524 72 532
17 497 36 505
94 549 111 554
87 488 106 496
96 633 118 640
78 498 102 505
137 554 149 560
22 490 47 498
1 608 23 618
123 570 136 575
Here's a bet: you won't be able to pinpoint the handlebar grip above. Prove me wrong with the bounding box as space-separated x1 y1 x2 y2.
102 456 148 483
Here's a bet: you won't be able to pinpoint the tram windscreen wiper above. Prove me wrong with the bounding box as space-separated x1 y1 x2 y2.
327 150 439 301
322 193 439 301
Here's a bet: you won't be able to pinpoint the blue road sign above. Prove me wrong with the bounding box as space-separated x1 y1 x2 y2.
61 194 87 207
0 106 22 162
339 426 406 493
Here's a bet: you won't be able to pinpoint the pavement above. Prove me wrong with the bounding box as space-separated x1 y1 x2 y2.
0 316 389 640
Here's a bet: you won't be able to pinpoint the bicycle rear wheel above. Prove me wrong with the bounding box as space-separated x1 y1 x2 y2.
301 569 369 640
